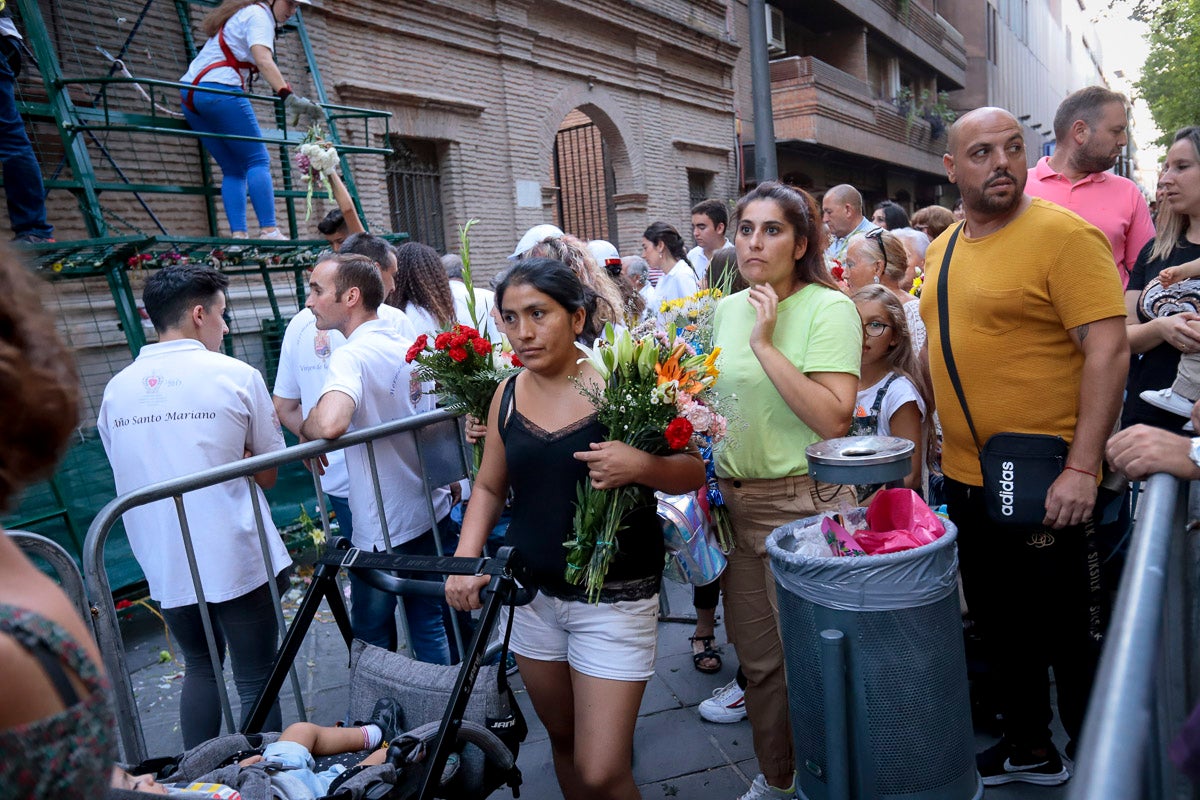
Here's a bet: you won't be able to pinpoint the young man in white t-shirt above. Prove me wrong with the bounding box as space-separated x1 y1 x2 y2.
301 253 456 664
98 264 290 747
273 233 416 546
686 198 732 280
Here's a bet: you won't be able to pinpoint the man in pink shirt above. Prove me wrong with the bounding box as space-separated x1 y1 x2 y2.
1026 86 1154 288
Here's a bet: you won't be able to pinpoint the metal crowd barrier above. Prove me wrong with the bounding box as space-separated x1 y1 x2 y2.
10 530 92 626
1069 473 1198 800
83 408 471 764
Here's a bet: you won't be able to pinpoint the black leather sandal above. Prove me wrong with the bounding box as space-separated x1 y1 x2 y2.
689 635 722 674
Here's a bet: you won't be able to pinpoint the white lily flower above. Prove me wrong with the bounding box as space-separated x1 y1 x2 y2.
575 339 612 381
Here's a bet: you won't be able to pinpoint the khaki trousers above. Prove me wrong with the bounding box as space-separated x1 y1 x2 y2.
719 474 853 783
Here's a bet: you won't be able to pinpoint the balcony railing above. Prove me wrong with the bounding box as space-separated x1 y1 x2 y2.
831 0 967 79
768 56 949 173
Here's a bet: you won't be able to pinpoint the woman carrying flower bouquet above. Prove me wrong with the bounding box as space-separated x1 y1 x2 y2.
713 181 862 800
179 0 324 239
446 258 705 800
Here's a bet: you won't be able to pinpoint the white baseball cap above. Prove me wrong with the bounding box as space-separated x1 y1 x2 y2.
586 239 619 263
509 224 565 261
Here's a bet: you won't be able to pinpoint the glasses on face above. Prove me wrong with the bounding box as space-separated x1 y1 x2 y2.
915 224 930 233
862 320 891 338
865 229 888 272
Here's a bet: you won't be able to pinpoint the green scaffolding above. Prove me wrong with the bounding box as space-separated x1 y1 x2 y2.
3 0 404 590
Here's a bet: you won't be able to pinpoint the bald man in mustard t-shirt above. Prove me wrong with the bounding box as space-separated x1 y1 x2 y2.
921 108 1128 788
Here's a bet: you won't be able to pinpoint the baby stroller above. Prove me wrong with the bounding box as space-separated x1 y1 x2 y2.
109 538 532 800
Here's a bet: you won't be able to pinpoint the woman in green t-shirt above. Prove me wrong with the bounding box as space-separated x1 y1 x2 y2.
711 181 862 800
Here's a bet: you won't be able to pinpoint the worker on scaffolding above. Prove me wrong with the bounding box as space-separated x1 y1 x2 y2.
0 4 54 244
179 0 323 240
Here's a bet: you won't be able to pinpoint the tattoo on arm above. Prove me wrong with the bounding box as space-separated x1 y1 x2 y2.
1073 323 1090 345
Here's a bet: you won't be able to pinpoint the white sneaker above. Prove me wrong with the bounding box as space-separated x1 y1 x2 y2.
1140 388 1195 418
258 228 288 240
737 773 797 800
699 678 747 723
230 231 249 239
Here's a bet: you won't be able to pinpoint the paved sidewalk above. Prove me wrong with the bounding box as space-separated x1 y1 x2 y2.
120 578 1066 799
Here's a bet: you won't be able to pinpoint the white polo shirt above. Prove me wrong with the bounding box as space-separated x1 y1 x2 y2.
686 239 732 279
179 3 275 88
318 318 451 551
274 304 416 497
653 259 700 312
97 339 289 609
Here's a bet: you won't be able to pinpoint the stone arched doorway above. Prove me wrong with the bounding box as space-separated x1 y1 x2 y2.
551 108 618 246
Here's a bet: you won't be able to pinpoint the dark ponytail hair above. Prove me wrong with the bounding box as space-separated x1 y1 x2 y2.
643 222 691 267
496 257 603 343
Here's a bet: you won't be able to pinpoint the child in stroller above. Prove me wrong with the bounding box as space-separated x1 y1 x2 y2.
110 698 407 798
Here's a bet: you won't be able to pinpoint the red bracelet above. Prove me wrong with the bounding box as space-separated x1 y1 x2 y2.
276 85 293 100
1065 466 1097 479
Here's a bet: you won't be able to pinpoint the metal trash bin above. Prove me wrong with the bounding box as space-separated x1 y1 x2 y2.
767 514 981 800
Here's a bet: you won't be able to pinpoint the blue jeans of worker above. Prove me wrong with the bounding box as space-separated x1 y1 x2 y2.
0 39 52 239
180 83 276 232
347 515 458 665
326 494 354 544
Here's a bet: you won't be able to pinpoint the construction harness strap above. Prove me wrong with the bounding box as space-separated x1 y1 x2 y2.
183 2 272 112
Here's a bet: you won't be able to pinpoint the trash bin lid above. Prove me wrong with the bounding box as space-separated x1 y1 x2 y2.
806 435 914 486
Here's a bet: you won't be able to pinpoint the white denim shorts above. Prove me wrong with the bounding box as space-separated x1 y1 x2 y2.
508 591 659 682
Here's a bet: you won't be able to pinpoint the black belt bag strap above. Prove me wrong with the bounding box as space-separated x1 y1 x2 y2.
937 224 1066 525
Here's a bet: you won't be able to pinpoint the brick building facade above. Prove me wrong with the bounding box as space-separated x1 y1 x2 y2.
12 0 744 275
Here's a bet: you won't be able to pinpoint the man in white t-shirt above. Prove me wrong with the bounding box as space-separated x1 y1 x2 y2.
686 199 732 280
98 264 290 746
273 233 415 546
301 253 455 663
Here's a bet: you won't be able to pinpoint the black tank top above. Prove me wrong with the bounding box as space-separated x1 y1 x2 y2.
499 377 663 601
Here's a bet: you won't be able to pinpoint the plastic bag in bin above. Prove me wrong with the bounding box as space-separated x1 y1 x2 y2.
821 508 867 557
857 488 945 555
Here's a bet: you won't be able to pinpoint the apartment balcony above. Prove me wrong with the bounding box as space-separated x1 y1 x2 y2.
823 0 967 84
769 56 948 178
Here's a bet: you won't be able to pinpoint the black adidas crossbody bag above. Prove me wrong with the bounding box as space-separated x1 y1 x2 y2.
936 223 1067 525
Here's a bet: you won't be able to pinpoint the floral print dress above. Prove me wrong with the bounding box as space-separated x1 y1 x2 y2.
0 604 116 798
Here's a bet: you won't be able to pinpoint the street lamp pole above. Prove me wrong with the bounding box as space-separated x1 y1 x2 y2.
748 0 778 182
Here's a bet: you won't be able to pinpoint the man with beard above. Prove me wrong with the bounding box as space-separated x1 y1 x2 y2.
1025 87 1154 289
921 107 1128 787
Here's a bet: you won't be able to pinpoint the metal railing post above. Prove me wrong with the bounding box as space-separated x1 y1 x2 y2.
174 495 237 733
246 477 307 723
412 426 465 659
10 531 91 624
1068 473 1185 800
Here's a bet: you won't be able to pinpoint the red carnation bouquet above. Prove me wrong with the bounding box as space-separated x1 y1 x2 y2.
404 221 521 470
405 323 521 471
567 324 726 602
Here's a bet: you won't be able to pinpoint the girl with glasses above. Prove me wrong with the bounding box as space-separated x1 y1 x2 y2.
850 285 933 497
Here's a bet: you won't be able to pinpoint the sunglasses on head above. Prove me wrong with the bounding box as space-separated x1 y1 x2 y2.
865 229 888 272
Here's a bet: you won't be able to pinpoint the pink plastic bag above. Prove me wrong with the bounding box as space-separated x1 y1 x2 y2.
857 489 946 555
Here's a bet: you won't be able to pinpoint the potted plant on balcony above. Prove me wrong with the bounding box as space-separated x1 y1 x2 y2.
893 86 916 128
919 91 958 140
